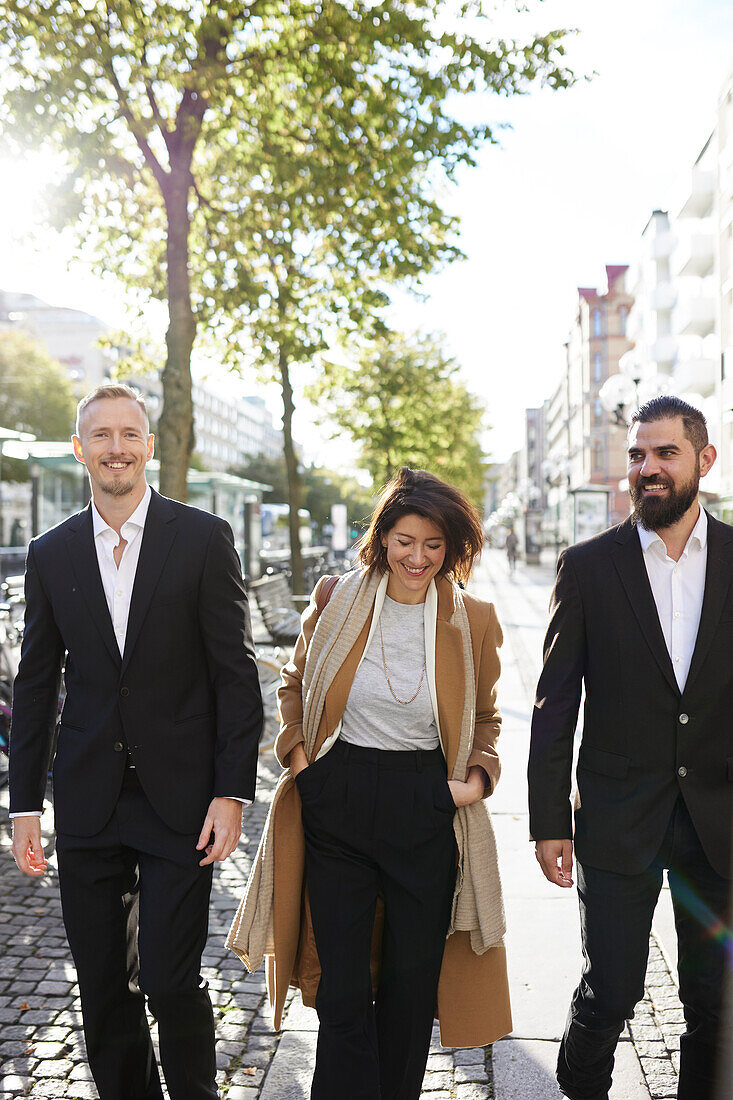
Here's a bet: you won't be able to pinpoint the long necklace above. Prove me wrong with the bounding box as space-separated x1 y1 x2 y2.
379 617 426 705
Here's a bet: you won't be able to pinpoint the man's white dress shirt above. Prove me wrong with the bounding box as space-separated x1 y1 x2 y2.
13 483 247 815
637 506 707 693
93 484 151 656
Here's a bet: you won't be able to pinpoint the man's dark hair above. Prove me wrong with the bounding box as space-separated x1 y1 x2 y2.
629 395 708 454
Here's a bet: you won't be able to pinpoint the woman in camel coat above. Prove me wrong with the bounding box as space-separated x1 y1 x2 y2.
227 467 511 1099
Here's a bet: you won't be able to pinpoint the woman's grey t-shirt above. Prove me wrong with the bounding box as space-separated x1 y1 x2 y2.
340 594 440 751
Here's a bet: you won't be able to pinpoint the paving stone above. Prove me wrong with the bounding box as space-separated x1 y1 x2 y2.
0 1075 32 1093
454 1084 492 1100
28 1040 67 1058
33 1057 75 1077
422 1070 452 1090
230 1066 264 1085
426 1052 453 1070
69 1063 94 1081
65 1085 99 1100
452 1047 486 1065
27 1084 70 1099
0 1038 34 1056
633 1040 669 1059
0 1056 37 1075
454 1063 488 1084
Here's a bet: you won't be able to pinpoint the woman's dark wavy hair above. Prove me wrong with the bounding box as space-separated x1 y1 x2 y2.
357 467 484 585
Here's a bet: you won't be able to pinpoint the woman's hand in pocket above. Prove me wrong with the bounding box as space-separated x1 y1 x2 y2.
448 765 487 808
288 743 309 779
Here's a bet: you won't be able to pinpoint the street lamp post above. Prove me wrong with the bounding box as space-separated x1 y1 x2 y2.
599 360 671 427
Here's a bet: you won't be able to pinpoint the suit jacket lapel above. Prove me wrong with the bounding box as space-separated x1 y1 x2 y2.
65 505 120 666
611 519 679 695
121 490 178 674
685 513 733 693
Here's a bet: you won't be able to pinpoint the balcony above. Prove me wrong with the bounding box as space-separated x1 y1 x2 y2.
652 335 678 369
650 282 677 313
650 230 676 261
675 294 716 337
672 231 715 278
672 356 717 396
678 167 715 219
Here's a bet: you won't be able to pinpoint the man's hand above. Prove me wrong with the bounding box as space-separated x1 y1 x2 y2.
535 838 574 888
196 798 243 867
11 816 48 877
448 765 487 808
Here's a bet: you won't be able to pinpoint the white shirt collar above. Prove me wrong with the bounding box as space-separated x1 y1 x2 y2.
637 504 708 558
92 484 152 541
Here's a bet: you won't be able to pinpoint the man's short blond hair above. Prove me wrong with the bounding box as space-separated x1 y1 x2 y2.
75 383 149 436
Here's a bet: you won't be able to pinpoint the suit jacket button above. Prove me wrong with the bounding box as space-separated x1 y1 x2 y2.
677 765 688 777
120 686 130 697
113 741 124 752
678 713 689 725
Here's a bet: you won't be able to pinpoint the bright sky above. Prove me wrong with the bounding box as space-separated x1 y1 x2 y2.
0 0 732 465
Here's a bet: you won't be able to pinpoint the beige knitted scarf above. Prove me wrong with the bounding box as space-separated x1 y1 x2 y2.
226 567 505 971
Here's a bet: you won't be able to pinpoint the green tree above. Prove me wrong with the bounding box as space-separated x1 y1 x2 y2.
232 454 372 538
230 454 289 503
0 328 77 480
0 2 574 586
302 467 373 538
309 332 488 507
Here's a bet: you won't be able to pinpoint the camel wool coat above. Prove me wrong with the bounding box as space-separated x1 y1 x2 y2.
267 573 512 1048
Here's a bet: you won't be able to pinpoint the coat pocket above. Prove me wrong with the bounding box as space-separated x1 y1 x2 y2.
577 745 630 780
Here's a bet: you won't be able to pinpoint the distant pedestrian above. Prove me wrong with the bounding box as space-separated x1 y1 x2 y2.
529 395 732 1100
229 466 511 1100
505 527 519 572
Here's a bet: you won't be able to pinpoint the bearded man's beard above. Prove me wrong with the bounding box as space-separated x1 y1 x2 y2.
630 459 700 530
99 475 136 497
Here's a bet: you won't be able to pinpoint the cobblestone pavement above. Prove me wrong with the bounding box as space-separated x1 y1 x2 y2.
0 750 283 1100
629 942 681 1099
0 756 494 1099
0 561 685 1099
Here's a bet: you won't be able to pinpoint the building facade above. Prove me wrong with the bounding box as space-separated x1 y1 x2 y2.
542 266 633 545
0 289 284 474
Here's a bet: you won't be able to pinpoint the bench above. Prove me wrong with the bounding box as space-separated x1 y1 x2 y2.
248 573 303 646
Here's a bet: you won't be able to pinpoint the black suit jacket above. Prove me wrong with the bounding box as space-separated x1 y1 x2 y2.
528 512 733 879
9 488 263 837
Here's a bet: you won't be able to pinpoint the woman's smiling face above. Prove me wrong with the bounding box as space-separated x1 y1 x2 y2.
382 513 447 604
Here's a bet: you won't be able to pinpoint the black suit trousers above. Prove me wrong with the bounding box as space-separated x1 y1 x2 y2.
55 767 217 1100
557 797 729 1100
299 740 457 1100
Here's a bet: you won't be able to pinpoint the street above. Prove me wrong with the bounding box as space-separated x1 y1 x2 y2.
0 549 683 1098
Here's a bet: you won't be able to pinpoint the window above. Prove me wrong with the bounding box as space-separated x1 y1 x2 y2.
593 309 602 337
619 306 628 336
593 353 602 382
592 441 604 471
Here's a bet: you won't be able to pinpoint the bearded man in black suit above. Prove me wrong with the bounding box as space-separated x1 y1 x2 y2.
9 383 263 1100
529 395 732 1100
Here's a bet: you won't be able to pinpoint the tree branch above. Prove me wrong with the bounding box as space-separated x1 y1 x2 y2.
191 176 228 216
104 59 169 189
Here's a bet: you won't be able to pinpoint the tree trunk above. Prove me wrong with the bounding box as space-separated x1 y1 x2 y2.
279 347 305 596
158 171 196 501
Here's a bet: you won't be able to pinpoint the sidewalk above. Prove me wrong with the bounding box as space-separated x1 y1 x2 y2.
0 551 683 1099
